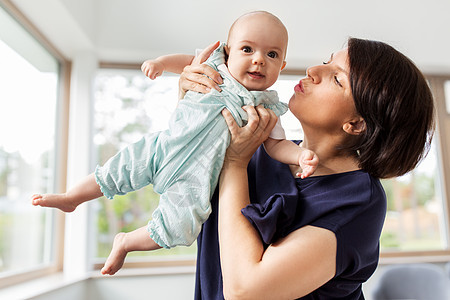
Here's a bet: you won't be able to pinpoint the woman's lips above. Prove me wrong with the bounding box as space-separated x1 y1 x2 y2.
294 80 304 93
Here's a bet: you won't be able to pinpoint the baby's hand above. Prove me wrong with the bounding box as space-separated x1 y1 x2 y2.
141 60 165 80
296 149 319 179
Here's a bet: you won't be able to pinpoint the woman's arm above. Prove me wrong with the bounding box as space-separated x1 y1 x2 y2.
219 107 337 299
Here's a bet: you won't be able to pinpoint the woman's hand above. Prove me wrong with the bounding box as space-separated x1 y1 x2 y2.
222 105 278 168
178 41 223 98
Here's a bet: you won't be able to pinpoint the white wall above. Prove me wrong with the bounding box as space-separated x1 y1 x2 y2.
10 0 450 74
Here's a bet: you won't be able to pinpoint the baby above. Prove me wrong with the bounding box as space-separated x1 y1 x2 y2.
32 11 318 275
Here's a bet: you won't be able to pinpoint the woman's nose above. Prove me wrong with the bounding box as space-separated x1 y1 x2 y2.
306 65 321 83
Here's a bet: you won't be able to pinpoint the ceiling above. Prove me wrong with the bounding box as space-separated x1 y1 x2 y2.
9 0 450 74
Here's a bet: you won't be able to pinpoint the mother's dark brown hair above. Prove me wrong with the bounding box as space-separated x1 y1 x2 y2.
348 38 435 179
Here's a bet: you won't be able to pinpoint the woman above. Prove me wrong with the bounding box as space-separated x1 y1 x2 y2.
179 38 435 299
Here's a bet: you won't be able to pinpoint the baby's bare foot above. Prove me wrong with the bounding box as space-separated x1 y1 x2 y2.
101 232 128 276
31 193 78 213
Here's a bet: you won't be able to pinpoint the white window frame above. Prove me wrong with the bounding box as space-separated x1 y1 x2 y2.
89 64 198 271
0 0 70 288
380 76 450 263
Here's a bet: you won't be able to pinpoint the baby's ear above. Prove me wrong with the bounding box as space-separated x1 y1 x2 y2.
224 45 230 56
281 61 287 71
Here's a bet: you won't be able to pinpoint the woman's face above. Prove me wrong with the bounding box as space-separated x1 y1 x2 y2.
289 48 358 135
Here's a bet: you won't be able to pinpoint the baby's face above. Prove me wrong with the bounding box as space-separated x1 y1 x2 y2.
225 13 288 91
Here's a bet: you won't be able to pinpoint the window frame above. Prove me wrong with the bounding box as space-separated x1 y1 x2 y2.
379 75 450 262
90 63 198 272
364 74 450 263
0 0 70 288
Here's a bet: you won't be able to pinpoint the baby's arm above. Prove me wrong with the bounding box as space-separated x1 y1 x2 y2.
264 138 319 179
141 54 195 79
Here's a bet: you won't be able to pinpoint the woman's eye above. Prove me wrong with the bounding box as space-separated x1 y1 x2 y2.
268 51 278 58
242 46 252 53
323 54 333 65
334 75 343 87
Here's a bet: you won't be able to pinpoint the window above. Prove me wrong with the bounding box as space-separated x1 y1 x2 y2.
380 78 450 255
91 71 450 266
272 75 304 140
276 75 450 255
380 140 445 251
90 73 304 266
92 70 197 265
0 3 63 284
445 81 450 114
279 75 449 254
278 75 449 253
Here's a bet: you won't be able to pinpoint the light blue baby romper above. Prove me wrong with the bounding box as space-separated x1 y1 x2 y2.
95 43 288 248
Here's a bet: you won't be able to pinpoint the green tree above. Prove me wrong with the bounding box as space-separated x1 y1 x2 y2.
94 73 196 258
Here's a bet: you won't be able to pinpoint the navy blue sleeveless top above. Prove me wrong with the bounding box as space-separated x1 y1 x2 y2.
195 144 386 299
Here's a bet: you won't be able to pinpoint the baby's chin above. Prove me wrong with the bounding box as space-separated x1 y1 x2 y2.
242 83 270 92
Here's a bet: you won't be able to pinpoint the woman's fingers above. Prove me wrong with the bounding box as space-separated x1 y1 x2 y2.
188 63 223 87
178 41 223 99
193 41 220 65
191 41 223 88
179 64 222 96
222 105 278 166
243 105 277 140
242 106 259 133
179 66 219 96
180 74 212 93
221 108 239 136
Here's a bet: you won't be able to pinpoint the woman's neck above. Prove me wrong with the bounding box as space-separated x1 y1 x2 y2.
297 138 361 177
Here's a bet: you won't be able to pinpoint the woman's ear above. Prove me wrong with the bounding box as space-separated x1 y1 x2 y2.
343 117 365 135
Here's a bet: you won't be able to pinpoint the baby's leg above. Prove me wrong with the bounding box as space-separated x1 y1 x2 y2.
101 226 161 276
31 173 103 212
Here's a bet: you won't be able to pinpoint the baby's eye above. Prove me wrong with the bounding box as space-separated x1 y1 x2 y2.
268 51 278 58
242 46 252 53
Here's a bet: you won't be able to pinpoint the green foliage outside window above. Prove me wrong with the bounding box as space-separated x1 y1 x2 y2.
380 148 443 252
93 72 196 259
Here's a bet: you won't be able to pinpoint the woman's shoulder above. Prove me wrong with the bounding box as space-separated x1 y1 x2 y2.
300 169 384 204
299 169 386 228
